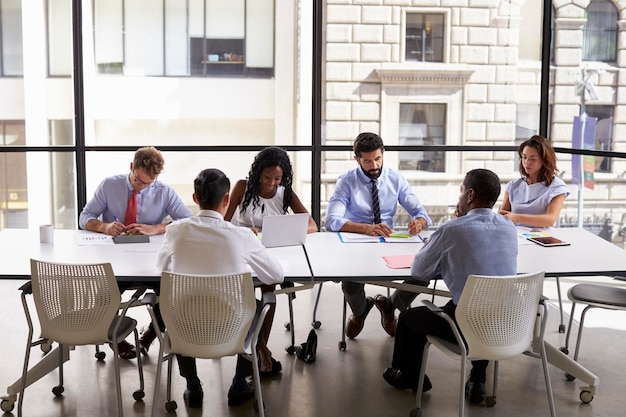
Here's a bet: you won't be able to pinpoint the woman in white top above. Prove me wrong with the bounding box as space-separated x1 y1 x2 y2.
500 135 570 227
225 147 318 375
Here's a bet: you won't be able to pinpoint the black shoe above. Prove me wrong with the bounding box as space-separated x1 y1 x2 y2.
465 380 486 404
183 387 203 408
383 368 432 392
228 377 255 406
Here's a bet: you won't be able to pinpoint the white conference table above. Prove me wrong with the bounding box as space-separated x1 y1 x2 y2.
2 226 626 405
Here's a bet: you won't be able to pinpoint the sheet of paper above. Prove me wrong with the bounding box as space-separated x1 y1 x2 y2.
338 232 425 243
74 232 114 245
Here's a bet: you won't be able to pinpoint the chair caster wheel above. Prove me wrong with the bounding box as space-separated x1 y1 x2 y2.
486 396 496 407
1 399 15 412
558 324 565 333
559 346 568 355
410 408 422 417
133 390 145 401
41 340 53 354
286 345 296 355
338 341 346 351
95 351 106 361
284 321 291 331
565 373 576 381
52 385 64 396
312 320 321 329
165 400 177 412
580 390 593 403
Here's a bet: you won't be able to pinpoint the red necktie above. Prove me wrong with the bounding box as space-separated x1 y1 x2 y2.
124 190 137 225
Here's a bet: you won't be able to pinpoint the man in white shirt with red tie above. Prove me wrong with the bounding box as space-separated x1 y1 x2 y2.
79 146 192 359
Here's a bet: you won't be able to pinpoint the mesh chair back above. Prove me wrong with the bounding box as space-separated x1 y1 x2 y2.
456 271 545 361
30 259 121 346
160 271 256 359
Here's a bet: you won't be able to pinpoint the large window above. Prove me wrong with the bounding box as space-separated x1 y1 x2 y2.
0 0 22 76
398 103 446 172
582 0 617 62
92 0 275 77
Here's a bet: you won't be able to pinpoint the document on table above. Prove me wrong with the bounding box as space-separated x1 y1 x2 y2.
337 232 425 243
74 231 114 245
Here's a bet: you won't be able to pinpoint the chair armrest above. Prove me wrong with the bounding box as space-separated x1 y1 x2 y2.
130 285 148 301
19 281 32 294
142 292 157 308
262 291 276 306
422 299 443 313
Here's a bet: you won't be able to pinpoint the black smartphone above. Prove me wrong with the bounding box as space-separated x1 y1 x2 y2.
527 236 570 247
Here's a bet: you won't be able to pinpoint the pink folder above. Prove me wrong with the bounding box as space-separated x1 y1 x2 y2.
382 254 414 269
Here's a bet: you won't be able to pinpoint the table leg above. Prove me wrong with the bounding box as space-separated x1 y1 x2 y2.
6 344 70 396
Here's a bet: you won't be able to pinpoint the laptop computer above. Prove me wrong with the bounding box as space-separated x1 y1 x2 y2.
261 213 309 248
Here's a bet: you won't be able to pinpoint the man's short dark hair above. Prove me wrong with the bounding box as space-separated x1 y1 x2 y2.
194 168 230 210
353 132 384 157
463 169 501 207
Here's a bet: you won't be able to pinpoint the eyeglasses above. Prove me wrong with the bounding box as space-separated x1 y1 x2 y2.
132 171 155 187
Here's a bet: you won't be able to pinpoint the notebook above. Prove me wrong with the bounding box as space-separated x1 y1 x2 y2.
261 213 309 248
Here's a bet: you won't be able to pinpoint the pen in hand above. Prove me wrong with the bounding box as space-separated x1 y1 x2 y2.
112 214 122 223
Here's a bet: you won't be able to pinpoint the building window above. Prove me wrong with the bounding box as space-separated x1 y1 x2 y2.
0 0 23 76
582 0 617 63
586 105 614 173
405 13 444 63
398 103 446 172
92 0 274 78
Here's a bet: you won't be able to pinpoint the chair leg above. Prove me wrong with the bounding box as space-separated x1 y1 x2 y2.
251 348 266 417
285 291 296 354
562 301 577 354
540 340 557 417
112 339 124 417
150 345 165 417
132 329 145 400
458 359 466 417
573 305 593 362
339 297 347 350
311 282 323 328
556 277 565 332
414 341 431 411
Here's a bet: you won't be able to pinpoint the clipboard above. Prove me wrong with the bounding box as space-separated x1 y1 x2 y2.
113 235 150 244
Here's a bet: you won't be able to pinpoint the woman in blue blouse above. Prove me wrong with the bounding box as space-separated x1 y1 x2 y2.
500 135 570 227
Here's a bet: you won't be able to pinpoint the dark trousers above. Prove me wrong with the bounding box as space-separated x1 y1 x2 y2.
118 281 164 332
176 298 263 381
392 300 488 383
342 280 422 316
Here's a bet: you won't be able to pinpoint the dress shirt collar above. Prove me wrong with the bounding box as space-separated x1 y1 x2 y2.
196 209 223 220
355 165 387 184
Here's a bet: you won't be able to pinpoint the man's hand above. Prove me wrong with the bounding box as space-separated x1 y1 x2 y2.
365 223 392 237
125 223 166 236
104 221 126 236
408 218 426 236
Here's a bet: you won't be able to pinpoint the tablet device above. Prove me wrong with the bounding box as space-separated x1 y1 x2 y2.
261 213 309 248
113 235 150 244
527 236 570 247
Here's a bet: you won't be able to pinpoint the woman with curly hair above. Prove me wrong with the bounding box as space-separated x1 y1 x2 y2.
499 135 570 227
225 146 317 375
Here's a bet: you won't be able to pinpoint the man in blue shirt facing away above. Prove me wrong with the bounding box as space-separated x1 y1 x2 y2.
383 168 518 404
325 132 431 339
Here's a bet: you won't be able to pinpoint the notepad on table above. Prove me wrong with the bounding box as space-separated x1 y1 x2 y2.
382 254 414 269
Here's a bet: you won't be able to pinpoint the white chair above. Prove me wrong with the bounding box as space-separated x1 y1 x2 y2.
18 259 145 417
412 271 556 417
148 271 271 417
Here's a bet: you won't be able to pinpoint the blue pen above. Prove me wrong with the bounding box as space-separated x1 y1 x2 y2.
417 234 427 243
113 214 122 223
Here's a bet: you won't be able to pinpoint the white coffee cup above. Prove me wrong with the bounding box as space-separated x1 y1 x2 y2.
40 224 54 244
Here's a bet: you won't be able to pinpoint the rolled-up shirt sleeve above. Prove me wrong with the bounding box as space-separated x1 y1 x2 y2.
324 177 351 232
